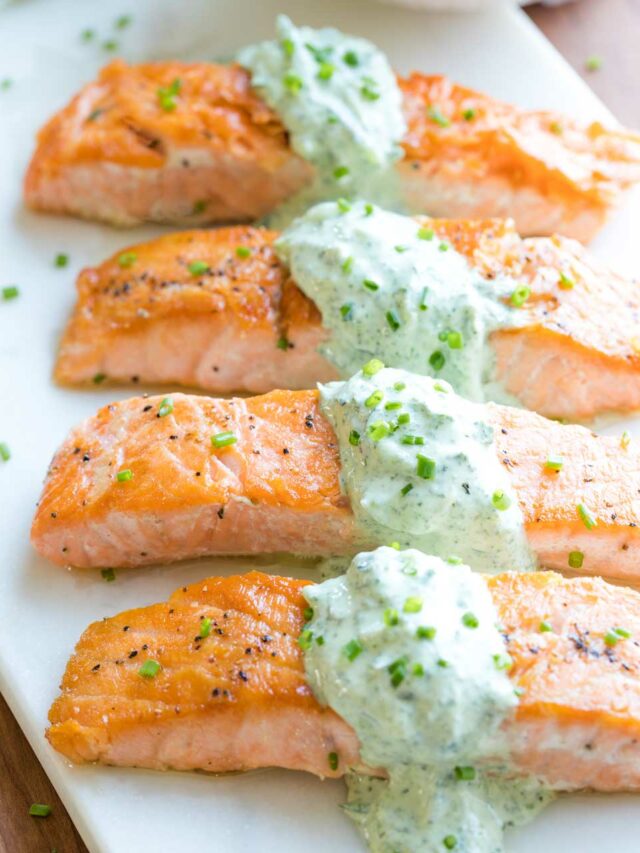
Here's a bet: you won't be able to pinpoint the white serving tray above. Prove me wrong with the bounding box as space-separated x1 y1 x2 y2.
0 1 638 850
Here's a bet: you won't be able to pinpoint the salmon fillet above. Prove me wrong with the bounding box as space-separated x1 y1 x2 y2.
25 63 640 240
31 389 640 578
48 569 640 792
54 218 640 421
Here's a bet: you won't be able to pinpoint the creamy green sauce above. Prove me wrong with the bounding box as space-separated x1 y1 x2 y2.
303 548 553 853
276 201 524 403
238 17 405 225
319 366 536 574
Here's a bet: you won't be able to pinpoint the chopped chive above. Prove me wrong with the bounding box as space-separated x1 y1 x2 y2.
283 72 303 93
605 627 631 647
0 78 12 91
363 278 379 292
510 285 530 307
276 336 290 351
446 330 463 350
364 203 374 216
400 483 413 496
412 662 425 677
116 468 133 482
394 381 406 391
558 271 575 290
462 612 479 629
416 454 436 479
493 653 513 671
397 413 410 425
81 28 95 42
337 198 351 213
87 108 104 123
386 310 401 331
454 766 476 781
621 431 631 449
316 635 325 646
585 54 603 72
360 81 380 101
118 252 137 268
363 358 384 377
394 244 409 253
367 420 391 441
384 607 399 627
419 287 428 311
281 38 295 57
438 242 449 252
568 550 584 569
437 658 449 668
443 835 457 850
427 106 450 127
193 199 207 214
115 14 132 29
138 659 161 678
613 626 631 638
417 227 434 241
539 620 552 633
188 260 209 276
92 372 106 384
54 253 69 268
429 350 445 371
211 431 237 449
389 541 401 550
328 751 339 771
340 303 353 320
333 165 349 179
388 656 408 688
158 396 174 417
416 625 436 640
101 568 116 582
298 629 313 651
492 490 511 511
29 804 51 818
200 617 212 638
384 402 402 411
401 435 425 446
462 108 476 121
0 443 10 462
342 256 354 273
577 503 597 530
2 285 19 300
102 39 118 52
343 638 363 661
303 606 314 621
364 390 383 408
545 456 564 471
403 596 422 613
235 246 252 259
317 62 335 81
343 50 359 67
349 429 361 446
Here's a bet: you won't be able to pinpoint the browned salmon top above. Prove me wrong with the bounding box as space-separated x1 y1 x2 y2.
48 569 640 791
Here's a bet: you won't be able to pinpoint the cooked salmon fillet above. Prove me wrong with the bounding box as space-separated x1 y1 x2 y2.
31 389 640 578
55 218 640 421
25 63 640 240
48 569 640 792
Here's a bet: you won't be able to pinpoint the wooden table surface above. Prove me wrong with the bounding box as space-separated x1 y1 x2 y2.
3 1 639 850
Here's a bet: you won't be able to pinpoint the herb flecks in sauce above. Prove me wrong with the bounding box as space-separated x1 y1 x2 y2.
238 17 405 225
276 202 525 402
304 548 552 853
319 367 535 573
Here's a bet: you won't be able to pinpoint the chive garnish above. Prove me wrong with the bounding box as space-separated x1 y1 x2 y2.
281 38 295 57
427 106 450 127
342 256 354 273
276 336 290 351
416 454 436 479
417 227 434 241
462 612 479 629
200 617 212 638
337 198 351 213
577 503 597 530
429 350 445 371
492 490 511 511
397 413 410 425
333 165 349 179
545 456 564 471
0 443 10 462
568 550 584 569
621 431 631 449
384 402 402 411
585 55 603 72
349 429 360 446
386 310 400 331
54 253 69 268
394 381 406 391
454 766 476 781
400 483 413 496
363 279 379 292
92 373 106 384
103 39 118 52
362 358 384 377
328 751 339 771
419 288 428 311
101 568 116 582
343 639 363 661
340 303 353 320
81 28 95 42
416 625 436 640
558 271 575 290
493 653 513 671
510 285 530 307
116 469 133 482
539 620 552 633
443 836 457 850
388 656 408 688
298 629 313 651
158 396 174 417
343 50 359 67
118 252 137 268
317 62 335 81
235 246 252 259
394 244 409 253
403 596 422 613
303 607 314 621
446 330 463 350
401 435 425 446
193 199 207 215
2 285 19 300
211 431 237 449
605 627 630 646
138 659 161 678
188 260 209 276
367 420 391 441
364 203 374 216
157 78 181 111
462 108 476 121
29 804 51 818
115 14 132 29
360 79 380 101
283 72 303 93
364 390 383 408
384 607 399 627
